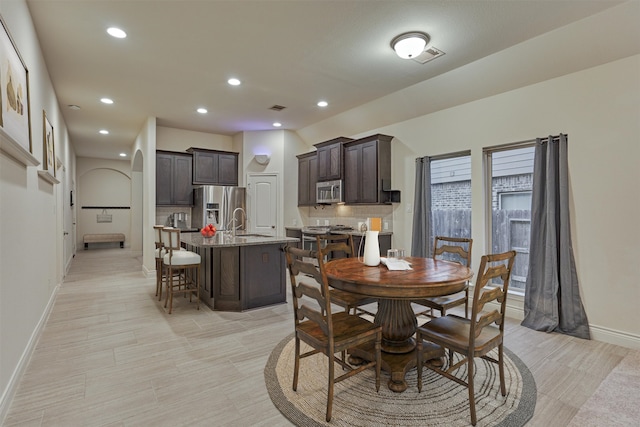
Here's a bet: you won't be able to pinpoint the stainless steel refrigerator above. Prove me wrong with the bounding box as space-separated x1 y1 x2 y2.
192 186 246 231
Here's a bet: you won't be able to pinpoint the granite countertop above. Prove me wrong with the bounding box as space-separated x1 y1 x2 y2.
181 232 299 248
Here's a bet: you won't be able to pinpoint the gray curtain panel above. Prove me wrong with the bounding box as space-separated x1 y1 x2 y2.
411 157 431 257
521 134 590 339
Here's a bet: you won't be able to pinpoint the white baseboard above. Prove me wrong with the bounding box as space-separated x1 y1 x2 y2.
492 293 640 350
0 283 60 424
142 264 155 279
589 324 640 350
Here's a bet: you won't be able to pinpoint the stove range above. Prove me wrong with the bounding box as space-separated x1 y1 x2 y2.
301 224 354 234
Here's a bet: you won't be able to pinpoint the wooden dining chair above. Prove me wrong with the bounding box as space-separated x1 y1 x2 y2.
416 250 516 426
414 236 473 318
316 234 377 317
284 245 382 422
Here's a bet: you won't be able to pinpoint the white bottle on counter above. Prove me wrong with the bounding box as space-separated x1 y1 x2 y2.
363 230 380 266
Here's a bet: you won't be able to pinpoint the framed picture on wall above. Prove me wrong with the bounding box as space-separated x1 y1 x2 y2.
0 14 32 153
42 110 55 177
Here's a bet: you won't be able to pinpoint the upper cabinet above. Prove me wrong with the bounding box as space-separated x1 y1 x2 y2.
343 134 393 204
315 137 352 181
297 151 318 206
188 148 238 186
156 151 193 206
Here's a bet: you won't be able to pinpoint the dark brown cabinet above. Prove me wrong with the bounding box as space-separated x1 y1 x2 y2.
156 151 193 206
344 134 393 204
211 246 241 311
241 244 286 310
202 244 285 311
315 137 352 181
188 148 238 186
330 233 392 260
297 151 318 206
285 228 302 248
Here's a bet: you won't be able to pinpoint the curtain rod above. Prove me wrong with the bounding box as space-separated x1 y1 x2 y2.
415 149 471 162
483 133 566 152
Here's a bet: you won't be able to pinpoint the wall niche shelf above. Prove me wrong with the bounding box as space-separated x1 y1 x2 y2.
1 134 40 167
37 170 60 184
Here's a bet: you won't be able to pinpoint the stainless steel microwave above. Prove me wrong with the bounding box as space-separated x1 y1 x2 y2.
316 180 343 204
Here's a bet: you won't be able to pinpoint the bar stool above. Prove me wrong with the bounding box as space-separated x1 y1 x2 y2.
154 225 166 300
162 227 201 314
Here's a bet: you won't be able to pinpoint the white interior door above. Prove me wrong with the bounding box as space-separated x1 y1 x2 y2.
247 173 278 236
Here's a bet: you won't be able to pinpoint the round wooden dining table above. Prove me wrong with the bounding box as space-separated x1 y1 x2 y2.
324 256 473 392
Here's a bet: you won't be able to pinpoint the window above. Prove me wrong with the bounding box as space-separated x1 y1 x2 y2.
429 152 472 255
484 145 535 292
499 191 532 210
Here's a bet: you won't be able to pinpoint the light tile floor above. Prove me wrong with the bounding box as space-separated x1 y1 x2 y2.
3 249 635 426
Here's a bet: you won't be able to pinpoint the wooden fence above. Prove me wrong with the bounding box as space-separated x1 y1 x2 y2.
430 209 530 290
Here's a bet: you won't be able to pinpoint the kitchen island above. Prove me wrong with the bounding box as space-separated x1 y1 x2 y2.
181 232 299 311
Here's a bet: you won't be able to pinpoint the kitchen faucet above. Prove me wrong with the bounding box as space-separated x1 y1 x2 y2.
228 207 246 237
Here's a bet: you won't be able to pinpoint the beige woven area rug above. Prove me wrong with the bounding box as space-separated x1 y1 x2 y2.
265 333 536 426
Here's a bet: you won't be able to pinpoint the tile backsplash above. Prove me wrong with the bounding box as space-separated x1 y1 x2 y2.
299 204 393 231
156 207 193 228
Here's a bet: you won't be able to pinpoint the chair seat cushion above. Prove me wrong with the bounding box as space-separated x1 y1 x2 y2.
330 289 377 307
298 312 380 348
418 314 502 354
163 250 201 266
156 247 186 258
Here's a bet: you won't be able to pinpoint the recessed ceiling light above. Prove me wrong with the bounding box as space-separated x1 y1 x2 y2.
197 108 208 114
273 122 282 127
228 78 241 86
317 101 328 107
100 98 114 104
99 129 109 135
68 104 81 110
119 153 127 157
107 27 127 39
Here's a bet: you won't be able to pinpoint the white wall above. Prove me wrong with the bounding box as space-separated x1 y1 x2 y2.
296 56 640 348
132 117 157 277
0 0 75 417
238 130 286 234
76 158 132 248
156 126 232 152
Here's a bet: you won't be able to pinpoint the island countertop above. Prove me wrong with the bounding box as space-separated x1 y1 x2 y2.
181 232 299 248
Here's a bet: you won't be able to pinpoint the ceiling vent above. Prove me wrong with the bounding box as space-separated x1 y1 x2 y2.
411 46 445 64
269 105 286 111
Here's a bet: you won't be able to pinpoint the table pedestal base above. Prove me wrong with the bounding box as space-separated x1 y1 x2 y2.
349 341 444 392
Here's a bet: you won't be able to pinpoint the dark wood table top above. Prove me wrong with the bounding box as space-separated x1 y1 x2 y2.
324 256 473 299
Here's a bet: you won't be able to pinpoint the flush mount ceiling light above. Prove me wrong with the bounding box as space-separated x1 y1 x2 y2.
390 31 430 59
196 107 207 114
100 98 114 104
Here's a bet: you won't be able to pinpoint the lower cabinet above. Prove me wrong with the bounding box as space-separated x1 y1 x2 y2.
285 228 302 248
329 233 392 259
241 245 286 310
198 244 285 311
